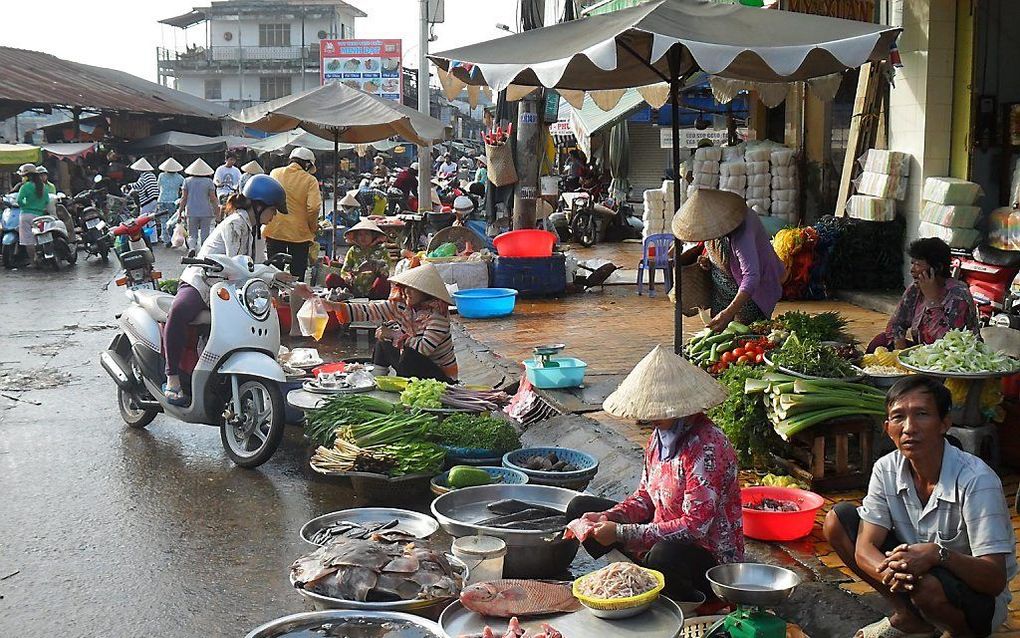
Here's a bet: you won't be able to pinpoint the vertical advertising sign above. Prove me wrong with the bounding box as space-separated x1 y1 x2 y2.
321 39 403 102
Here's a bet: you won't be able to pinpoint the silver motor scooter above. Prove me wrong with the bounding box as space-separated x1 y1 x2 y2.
101 253 291 468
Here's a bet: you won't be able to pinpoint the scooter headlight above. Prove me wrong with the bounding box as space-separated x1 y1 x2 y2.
242 279 272 319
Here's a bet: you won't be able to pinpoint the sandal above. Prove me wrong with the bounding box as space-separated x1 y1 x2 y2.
854 618 934 638
162 383 189 407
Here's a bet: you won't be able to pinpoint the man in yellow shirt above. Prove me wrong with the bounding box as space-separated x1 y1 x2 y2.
266 146 322 336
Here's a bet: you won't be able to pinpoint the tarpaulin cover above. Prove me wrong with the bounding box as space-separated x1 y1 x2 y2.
233 82 449 145
42 143 97 161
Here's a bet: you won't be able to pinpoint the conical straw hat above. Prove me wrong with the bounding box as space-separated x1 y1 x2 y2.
340 190 360 207
159 158 183 172
671 188 747 242
241 160 264 175
389 262 452 305
603 345 727 420
185 158 214 176
344 218 386 241
130 157 154 171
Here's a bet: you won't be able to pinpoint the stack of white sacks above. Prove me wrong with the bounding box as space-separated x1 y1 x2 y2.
918 177 984 249
770 149 798 223
688 145 721 197
719 160 746 198
642 180 681 240
744 146 772 213
847 150 910 221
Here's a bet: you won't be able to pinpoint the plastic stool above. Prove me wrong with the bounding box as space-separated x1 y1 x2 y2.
948 424 999 469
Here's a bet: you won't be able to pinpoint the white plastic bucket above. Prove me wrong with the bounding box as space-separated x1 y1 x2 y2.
452 535 507 585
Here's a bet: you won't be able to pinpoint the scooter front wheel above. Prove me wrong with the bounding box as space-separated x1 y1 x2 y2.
119 387 157 429
220 377 285 469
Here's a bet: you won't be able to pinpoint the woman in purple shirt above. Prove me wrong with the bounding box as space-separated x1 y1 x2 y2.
673 189 785 331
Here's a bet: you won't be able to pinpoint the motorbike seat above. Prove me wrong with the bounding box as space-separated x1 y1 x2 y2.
131 289 211 326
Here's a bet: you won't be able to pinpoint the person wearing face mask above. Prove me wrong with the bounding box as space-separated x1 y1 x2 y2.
161 175 293 406
292 262 456 381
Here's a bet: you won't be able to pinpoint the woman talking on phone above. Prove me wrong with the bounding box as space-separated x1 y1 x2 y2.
867 237 979 352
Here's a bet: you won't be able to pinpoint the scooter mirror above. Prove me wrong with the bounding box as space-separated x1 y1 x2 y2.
93 174 103 184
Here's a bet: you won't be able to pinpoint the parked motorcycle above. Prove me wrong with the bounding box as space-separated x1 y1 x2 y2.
100 253 292 468
1 194 28 269
112 215 160 290
79 206 112 261
31 213 77 270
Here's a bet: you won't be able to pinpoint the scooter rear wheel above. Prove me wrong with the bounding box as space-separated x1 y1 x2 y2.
220 377 285 469
2 243 16 269
119 387 157 429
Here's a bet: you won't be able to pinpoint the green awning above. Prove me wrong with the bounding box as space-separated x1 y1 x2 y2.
0 143 40 167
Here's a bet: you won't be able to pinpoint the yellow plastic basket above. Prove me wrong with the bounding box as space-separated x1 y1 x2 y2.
571 567 665 611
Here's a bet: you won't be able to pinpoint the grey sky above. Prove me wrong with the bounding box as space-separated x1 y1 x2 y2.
4 0 519 84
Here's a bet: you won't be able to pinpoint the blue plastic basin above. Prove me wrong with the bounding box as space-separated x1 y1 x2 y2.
452 288 518 319
522 356 587 389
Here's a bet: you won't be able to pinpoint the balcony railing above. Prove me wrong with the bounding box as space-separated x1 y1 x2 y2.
157 45 320 72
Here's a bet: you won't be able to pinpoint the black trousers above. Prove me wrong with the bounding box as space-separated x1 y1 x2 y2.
373 340 450 382
566 495 719 602
266 238 310 281
832 502 994 638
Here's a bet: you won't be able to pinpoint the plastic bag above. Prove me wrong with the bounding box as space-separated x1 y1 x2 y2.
171 220 187 248
296 297 329 341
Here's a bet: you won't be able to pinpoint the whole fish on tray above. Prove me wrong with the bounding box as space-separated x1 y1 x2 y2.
460 580 580 618
477 502 569 531
291 533 462 603
309 518 413 545
459 617 565 638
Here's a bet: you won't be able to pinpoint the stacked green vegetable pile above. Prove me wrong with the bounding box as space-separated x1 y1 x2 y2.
426 413 521 454
900 329 1018 374
401 379 510 411
708 365 779 467
751 310 852 343
307 395 446 477
769 334 859 379
746 373 886 440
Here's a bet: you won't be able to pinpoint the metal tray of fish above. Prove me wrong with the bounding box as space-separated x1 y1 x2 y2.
439 597 685 638
302 377 376 395
300 508 441 547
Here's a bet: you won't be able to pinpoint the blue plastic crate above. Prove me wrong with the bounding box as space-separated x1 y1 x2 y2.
492 255 566 298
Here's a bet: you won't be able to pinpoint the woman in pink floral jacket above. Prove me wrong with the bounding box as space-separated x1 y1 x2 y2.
565 346 744 603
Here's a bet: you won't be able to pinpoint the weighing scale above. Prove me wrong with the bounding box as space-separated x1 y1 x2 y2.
704 563 801 638
533 343 567 367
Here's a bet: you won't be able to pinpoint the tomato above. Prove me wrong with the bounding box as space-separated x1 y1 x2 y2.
732 347 746 358
737 355 751 365
755 353 764 364
721 351 735 364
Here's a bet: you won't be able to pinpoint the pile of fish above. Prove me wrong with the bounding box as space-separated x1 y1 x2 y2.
291 533 462 602
516 453 578 473
459 617 565 638
308 518 413 546
476 499 569 532
745 497 799 512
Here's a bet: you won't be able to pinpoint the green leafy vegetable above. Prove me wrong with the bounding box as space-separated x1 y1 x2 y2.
427 413 521 453
901 329 1017 374
708 365 779 467
400 378 448 408
382 442 447 476
771 337 857 378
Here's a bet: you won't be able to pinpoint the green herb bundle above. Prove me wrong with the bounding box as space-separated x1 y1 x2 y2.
427 414 521 453
771 337 857 378
304 394 396 447
708 365 779 467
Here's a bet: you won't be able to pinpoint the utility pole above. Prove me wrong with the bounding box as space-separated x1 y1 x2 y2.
417 0 432 213
511 0 546 230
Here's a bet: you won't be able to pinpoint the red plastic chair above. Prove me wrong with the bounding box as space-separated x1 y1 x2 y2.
637 233 674 297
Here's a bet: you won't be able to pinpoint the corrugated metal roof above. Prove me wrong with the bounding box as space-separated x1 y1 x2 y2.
0 47 229 121
161 0 366 26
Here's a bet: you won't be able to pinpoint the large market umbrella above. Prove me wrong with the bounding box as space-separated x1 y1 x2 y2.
430 0 900 351
233 82 449 256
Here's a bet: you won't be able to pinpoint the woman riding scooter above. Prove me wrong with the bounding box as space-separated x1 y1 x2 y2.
162 175 293 406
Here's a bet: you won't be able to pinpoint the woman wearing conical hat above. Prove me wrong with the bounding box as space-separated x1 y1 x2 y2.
292 262 456 381
326 218 392 300
673 189 784 331
156 158 185 245
564 346 744 603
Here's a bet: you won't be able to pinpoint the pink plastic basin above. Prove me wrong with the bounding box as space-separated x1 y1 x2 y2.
493 229 557 258
740 486 825 542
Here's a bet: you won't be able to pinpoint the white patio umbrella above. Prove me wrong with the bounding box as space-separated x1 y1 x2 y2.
429 0 900 350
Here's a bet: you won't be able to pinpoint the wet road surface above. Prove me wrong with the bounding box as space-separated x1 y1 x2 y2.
0 247 388 636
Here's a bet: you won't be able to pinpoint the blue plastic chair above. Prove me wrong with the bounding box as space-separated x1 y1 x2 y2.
637 233 674 297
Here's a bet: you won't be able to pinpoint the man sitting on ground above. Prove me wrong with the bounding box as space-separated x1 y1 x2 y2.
824 376 1016 638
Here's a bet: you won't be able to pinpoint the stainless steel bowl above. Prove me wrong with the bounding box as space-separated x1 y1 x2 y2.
292 554 469 615
706 563 801 608
245 610 445 638
431 484 581 578
300 507 440 547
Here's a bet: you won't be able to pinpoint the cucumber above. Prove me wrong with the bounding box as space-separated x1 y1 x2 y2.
447 466 492 489
727 321 751 335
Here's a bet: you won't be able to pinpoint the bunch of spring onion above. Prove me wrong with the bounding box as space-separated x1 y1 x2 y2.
304 394 396 447
745 372 886 440
336 411 435 448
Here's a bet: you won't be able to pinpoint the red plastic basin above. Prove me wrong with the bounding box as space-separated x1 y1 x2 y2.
741 486 825 542
493 229 557 258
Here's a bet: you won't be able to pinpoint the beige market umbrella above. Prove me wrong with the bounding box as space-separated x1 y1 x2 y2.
233 82 450 256
430 0 900 351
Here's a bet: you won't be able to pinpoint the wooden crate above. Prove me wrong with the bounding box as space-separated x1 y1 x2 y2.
777 416 879 492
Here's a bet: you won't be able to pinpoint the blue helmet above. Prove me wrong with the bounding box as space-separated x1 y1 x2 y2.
242 174 288 214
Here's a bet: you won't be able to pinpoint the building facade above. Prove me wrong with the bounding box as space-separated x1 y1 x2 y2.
157 0 366 109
